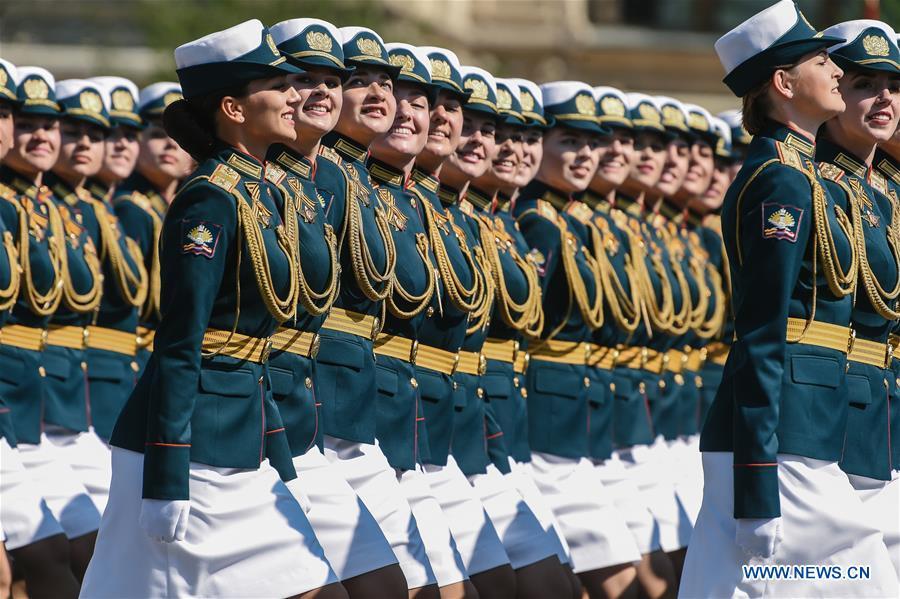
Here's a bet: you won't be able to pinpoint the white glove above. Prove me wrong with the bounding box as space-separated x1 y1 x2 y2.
139 499 191 543
735 517 783 559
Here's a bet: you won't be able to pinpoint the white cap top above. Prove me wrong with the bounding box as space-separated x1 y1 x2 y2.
495 78 521 96
711 116 732 146
418 46 463 69
595 86 628 103
625 92 659 110
338 26 386 45
717 108 743 129
459 65 498 93
270 17 341 46
175 19 268 69
823 19 899 52
385 43 433 77
56 78 111 110
89 76 139 100
138 81 182 112
540 81 593 107
509 78 542 106
15 66 55 88
714 0 802 75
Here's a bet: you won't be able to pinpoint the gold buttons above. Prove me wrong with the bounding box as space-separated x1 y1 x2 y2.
452 381 458 390
520 388 527 398
258 376 264 385
410 377 419 389
513 377 520 388
609 383 616 393
674 373 684 386
310 334 321 359
131 361 140 373
371 317 381 340
695 376 703 388
477 387 484 398
426 306 435 318
410 198 417 208
81 361 88 372
305 377 313 389
38 366 46 377
638 381 646 394
583 377 591 388
659 379 666 390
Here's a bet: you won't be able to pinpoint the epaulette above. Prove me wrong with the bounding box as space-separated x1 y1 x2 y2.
818 162 845 183
208 164 241 192
128 191 153 212
877 158 900 185
265 162 286 186
536 199 558 222
773 140 804 172
318 145 342 165
566 201 593 225
870 170 888 198
0 182 16 201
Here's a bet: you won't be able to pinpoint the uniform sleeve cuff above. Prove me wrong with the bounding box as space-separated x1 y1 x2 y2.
733 463 781 519
143 443 191 500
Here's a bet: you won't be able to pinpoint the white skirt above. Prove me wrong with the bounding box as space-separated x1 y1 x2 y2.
679 452 899 599
45 426 112 513
80 448 338 598
618 440 692 551
847 473 900 584
594 453 661 555
507 458 572 565
322 436 436 589
287 445 399 581
671 435 704 526
16 434 100 539
423 456 511 575
469 463 559 569
0 437 65 550
529 452 642 573
398 466 468 586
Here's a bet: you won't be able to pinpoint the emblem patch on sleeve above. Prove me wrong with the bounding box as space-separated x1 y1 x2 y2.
761 202 803 243
181 219 222 258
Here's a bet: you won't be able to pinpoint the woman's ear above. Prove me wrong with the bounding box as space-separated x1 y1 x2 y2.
220 96 246 125
771 69 796 100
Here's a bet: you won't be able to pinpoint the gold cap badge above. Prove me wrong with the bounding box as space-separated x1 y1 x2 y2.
0 69 7 88
520 90 535 112
862 34 890 57
497 88 512 110
661 105 685 127
356 37 382 58
24 77 49 100
430 58 451 79
306 30 333 52
389 53 415 73
575 93 595 116
688 112 709 131
163 91 183 107
464 78 488 100
266 33 279 57
600 96 626 117
79 90 103 114
638 103 661 123
112 89 135 112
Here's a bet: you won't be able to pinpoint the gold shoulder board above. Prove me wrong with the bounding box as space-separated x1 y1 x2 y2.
818 162 844 183
870 171 888 197
265 163 286 186
566 201 593 224
774 140 803 172
537 199 558 222
0 182 16 201
208 164 241 192
318 146 342 165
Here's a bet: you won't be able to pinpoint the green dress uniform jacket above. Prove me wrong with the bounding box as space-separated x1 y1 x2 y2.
265 145 337 458
110 145 296 500
0 192 19 446
513 180 600 459
0 167 66 444
816 139 898 481
113 172 168 369
408 169 474 467
874 148 900 471
700 121 856 519
313 132 394 444
368 158 434 471
697 215 731 426
41 173 103 434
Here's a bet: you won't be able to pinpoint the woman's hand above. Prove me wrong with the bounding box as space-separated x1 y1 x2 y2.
139 498 191 543
735 516 783 558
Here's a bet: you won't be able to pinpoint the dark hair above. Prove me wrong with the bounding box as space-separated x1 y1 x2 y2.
741 62 802 136
162 84 249 162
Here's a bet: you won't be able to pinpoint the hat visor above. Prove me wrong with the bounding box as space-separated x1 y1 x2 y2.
17 102 61 118
178 60 302 99
723 36 844 97
463 102 499 118
345 58 403 80
110 113 146 130
552 118 610 136
62 112 111 132
831 54 900 75
286 55 355 80
433 81 471 103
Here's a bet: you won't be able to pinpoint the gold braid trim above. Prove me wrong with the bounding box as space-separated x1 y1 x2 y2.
0 231 21 311
694 263 727 339
141 201 163 321
587 221 642 333
558 218 604 329
341 175 396 301
87 199 149 308
421 199 485 312
51 202 102 313
15 194 65 316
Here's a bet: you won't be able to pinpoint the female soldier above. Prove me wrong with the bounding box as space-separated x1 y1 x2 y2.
312 25 439 597
85 76 143 200
408 47 519 599
113 82 192 370
80 19 344 598
0 66 101 580
682 3 896 596
717 108 752 178
512 81 645 599
269 18 409 599
816 19 900 582
0 57 81 599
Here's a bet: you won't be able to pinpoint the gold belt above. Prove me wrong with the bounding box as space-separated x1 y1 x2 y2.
665 349 687 374
202 329 272 364
482 338 528 374
0 324 46 351
46 325 87 350
890 335 900 365
616 346 666 374
785 318 853 355
271 327 320 358
456 350 486 375
86 326 138 357
136 326 155 352
847 336 892 369
704 342 729 366
586 344 616 370
529 339 587 365
685 348 704 371
321 308 379 340
375 334 460 375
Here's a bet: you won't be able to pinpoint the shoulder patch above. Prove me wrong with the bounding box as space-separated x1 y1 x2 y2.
537 199 558 222
761 202 803 243
265 163 286 186
566 201 593 224
774 140 804 172
818 162 844 183
318 145 342 165
208 164 240 192
181 219 222 259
